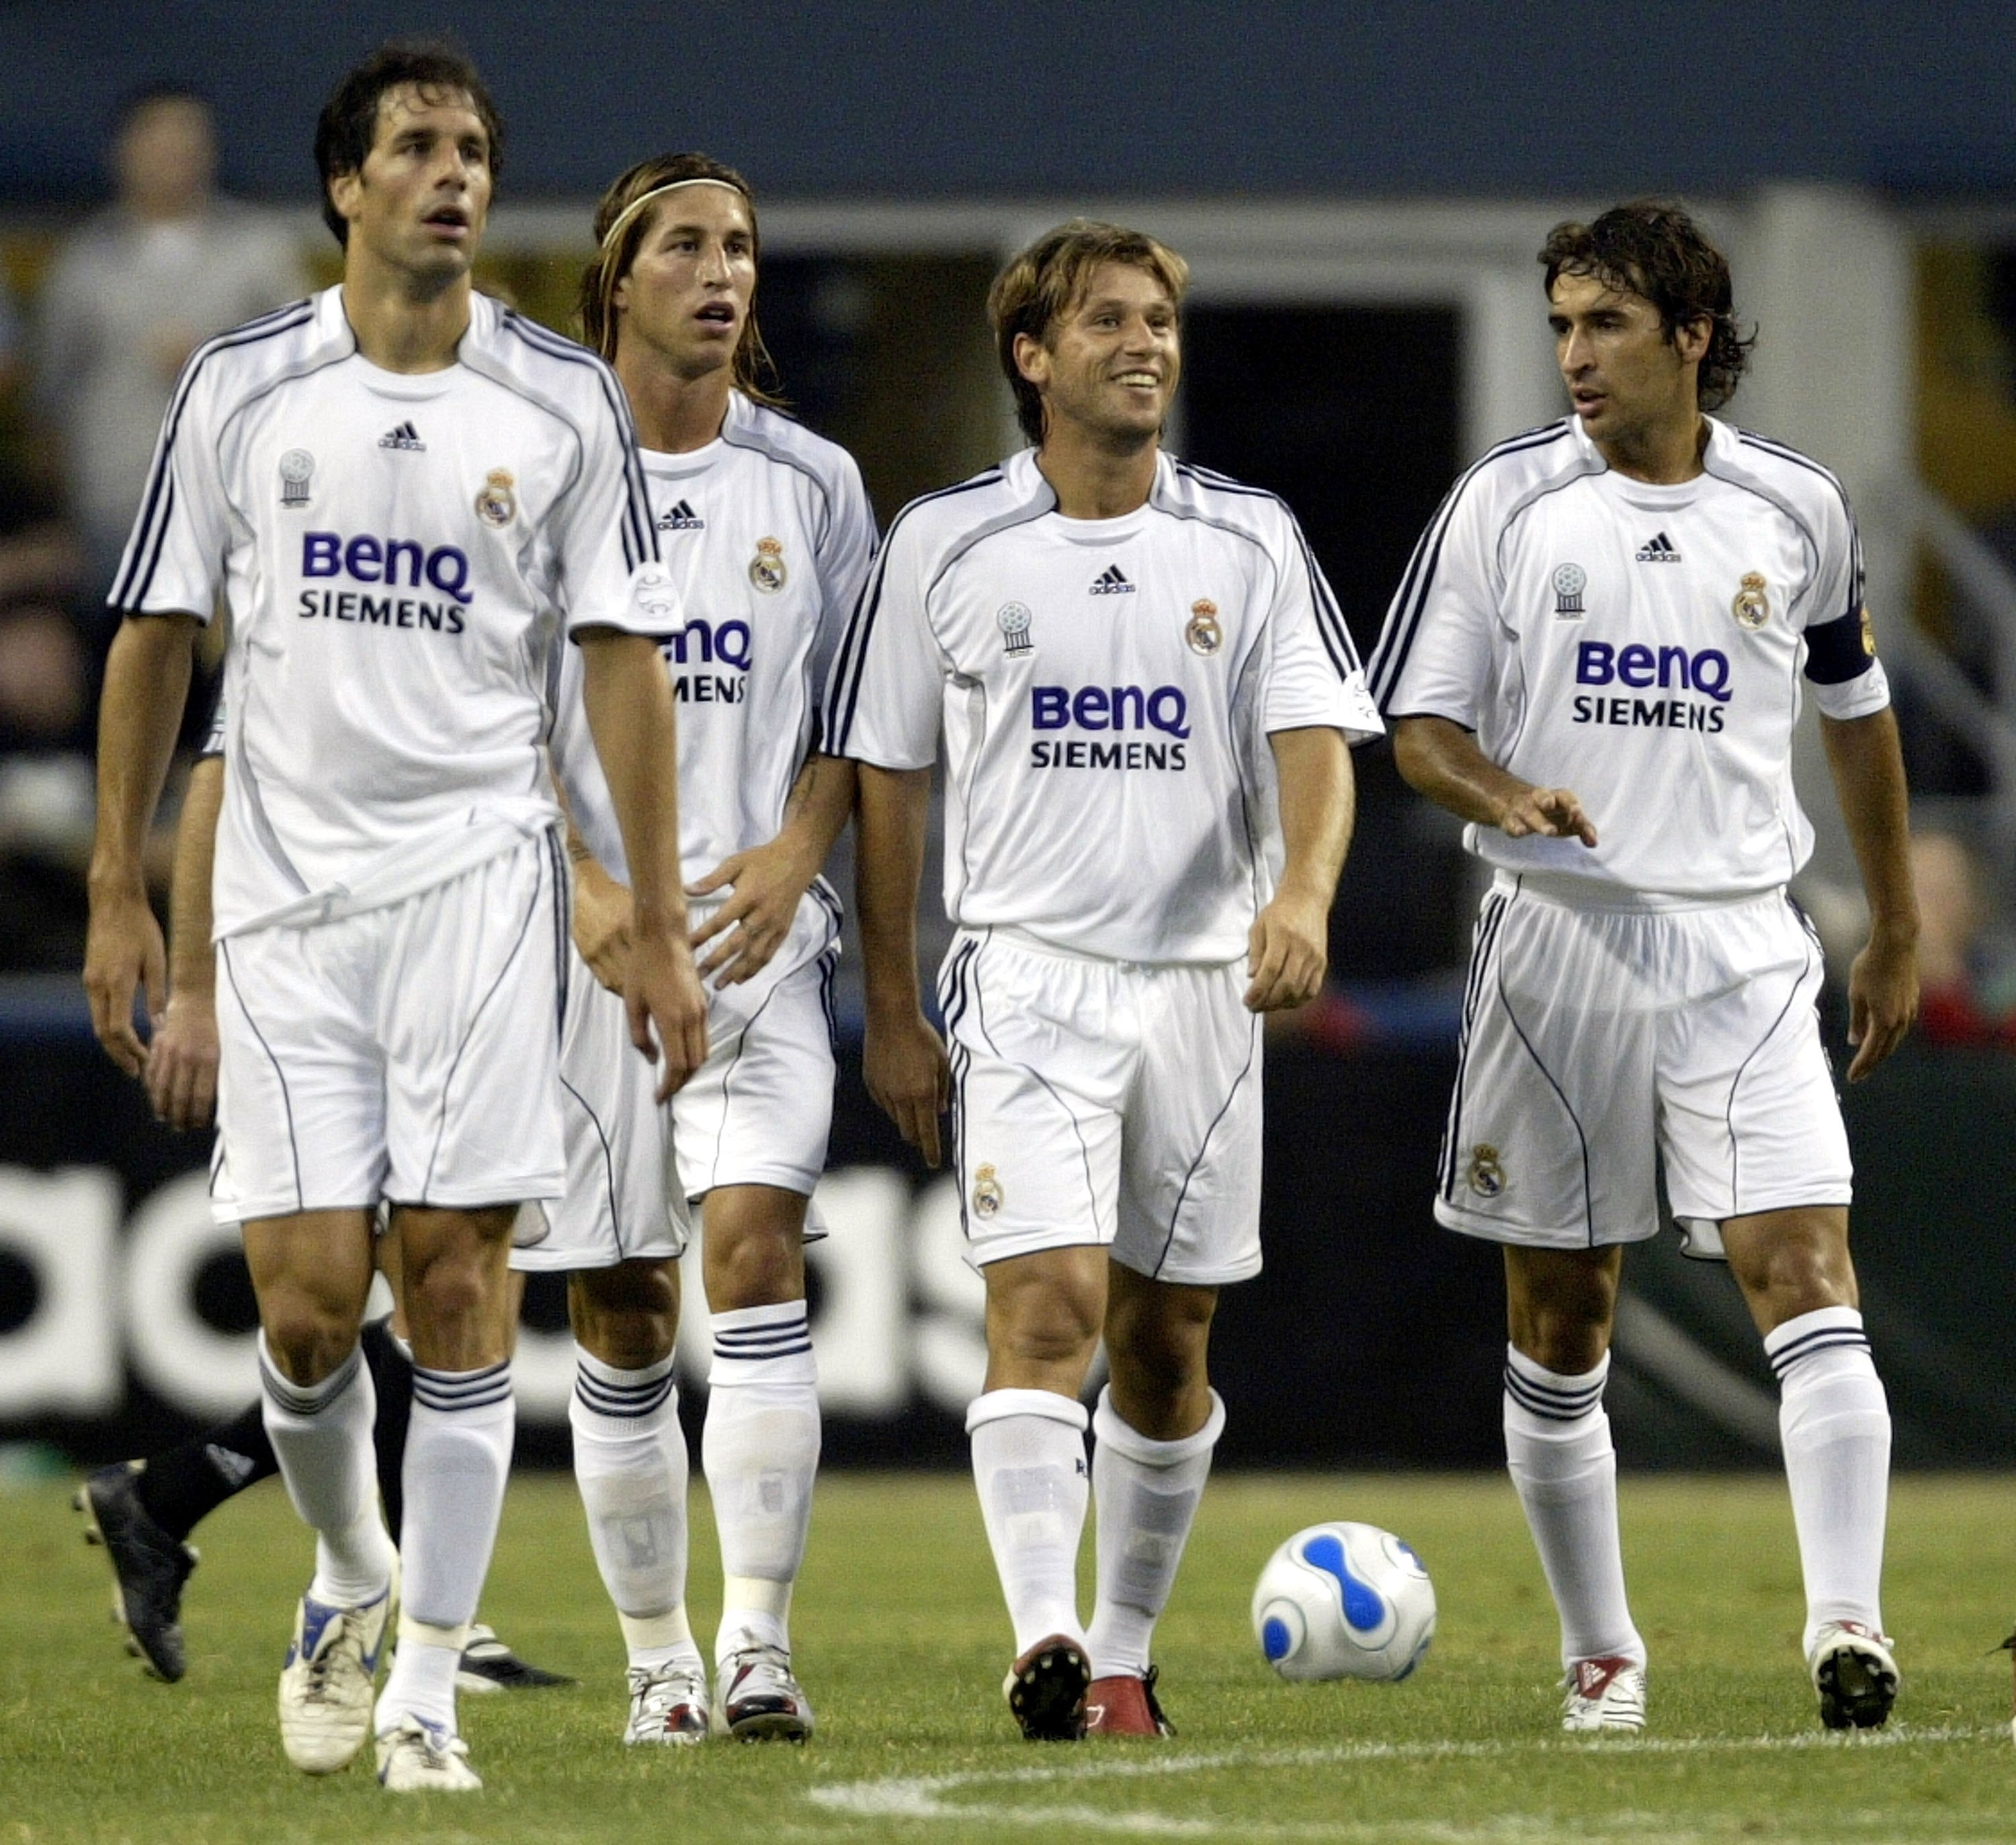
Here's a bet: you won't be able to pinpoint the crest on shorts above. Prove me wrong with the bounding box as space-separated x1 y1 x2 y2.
278 449 314 508
997 602 1034 657
475 468 517 527
972 1163 1004 1219
1466 1144 1505 1199
1186 598 1222 656
749 536 787 593
1552 564 1587 620
1732 571 1770 630
1859 605 1878 656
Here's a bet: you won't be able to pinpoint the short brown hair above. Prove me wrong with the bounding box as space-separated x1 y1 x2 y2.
1539 200 1755 411
577 153 784 409
314 39 502 248
987 220 1189 445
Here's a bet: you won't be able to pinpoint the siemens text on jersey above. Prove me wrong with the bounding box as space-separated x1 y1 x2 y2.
661 617 753 705
1572 640 1730 732
298 531 472 633
1029 681 1190 769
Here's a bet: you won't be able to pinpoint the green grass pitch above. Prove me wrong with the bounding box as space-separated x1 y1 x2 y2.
5 1469 2015 1842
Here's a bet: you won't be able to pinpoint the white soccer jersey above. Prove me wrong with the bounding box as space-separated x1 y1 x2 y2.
113 287 673 937
548 393 874 898
1368 415 1890 899
824 449 1383 964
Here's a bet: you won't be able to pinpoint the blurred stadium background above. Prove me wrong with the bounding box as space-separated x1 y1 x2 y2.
1 0 2013 1479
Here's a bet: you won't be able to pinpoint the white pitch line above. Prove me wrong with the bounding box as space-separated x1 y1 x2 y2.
804 1723 2003 1830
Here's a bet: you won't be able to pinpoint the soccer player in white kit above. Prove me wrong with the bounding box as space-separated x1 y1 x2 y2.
1368 201 1919 1734
527 153 874 1744
826 221 1382 1740
83 43 707 1791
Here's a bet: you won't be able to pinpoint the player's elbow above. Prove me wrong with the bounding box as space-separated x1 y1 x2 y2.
1391 718 1447 795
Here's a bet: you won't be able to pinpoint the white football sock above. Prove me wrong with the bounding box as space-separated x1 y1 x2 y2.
967 1388 1090 1656
1086 1386 1224 1680
1765 1306 1890 1653
704 1301 820 1662
570 1346 702 1672
1503 1345 1644 1670
376 1359 513 1736
258 1338 396 1606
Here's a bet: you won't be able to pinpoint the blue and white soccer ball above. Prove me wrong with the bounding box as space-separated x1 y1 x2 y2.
1251 1521 1436 1682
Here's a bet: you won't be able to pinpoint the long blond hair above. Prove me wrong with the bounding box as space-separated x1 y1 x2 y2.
578 152 784 407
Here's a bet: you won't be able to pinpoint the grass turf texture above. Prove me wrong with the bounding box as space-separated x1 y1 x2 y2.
5 1471 2014 1842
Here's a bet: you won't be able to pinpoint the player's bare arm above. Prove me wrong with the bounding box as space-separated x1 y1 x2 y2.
1247 726 1353 1013
1820 707 1919 1081
577 627 710 1098
1393 714 1598 847
83 611 200 1076
688 751 859 986
854 762 948 1166
144 752 222 1131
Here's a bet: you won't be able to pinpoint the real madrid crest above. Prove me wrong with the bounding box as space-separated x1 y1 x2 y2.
972 1163 1004 1219
1732 570 1769 630
749 536 787 593
1185 597 1222 656
475 468 517 527
278 449 314 508
1466 1144 1505 1199
997 601 1034 657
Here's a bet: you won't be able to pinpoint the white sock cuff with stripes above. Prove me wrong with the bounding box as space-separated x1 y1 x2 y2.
710 1301 814 1387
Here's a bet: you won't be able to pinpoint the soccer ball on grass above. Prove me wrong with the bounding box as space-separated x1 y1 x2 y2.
1251 1521 1435 1682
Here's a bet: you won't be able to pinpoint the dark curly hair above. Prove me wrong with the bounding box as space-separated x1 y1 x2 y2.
314 38 502 247
1539 201 1755 411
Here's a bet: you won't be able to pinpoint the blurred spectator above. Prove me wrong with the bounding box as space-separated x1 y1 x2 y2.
30 82 306 605
0 267 20 394
1911 831 2016 1047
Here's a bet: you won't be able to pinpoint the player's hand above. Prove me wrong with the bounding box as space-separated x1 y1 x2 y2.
1245 888 1330 1012
687 830 817 987
144 988 219 1131
865 1007 950 1168
573 857 634 995
1845 933 1918 1082
625 920 710 1102
83 886 165 1078
1499 785 1598 847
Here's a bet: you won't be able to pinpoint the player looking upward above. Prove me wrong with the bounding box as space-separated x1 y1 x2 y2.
83 40 706 1792
1368 200 1917 1733
534 151 874 1743
825 220 1381 1740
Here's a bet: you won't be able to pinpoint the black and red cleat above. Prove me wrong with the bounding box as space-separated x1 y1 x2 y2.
1085 1664 1176 1738
1003 1634 1089 1741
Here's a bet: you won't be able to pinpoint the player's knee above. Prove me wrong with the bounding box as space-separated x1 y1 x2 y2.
259 1295 358 1384
703 1228 801 1312
1509 1302 1611 1375
1738 1238 1857 1324
568 1260 679 1367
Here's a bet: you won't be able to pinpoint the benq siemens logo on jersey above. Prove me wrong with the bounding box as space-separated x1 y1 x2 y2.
661 619 752 705
1571 640 1732 732
296 532 471 633
1029 683 1190 770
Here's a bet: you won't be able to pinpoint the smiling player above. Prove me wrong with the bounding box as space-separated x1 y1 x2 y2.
1368 200 1917 1733
825 220 1381 1740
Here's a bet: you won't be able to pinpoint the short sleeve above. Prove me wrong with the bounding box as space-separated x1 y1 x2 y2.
808 452 878 743
1796 486 1890 720
821 510 942 769
554 372 678 640
1261 507 1383 744
108 354 233 621
1367 476 1499 731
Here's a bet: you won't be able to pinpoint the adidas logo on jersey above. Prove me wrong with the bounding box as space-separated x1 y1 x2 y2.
1089 564 1136 595
658 499 705 531
378 421 425 452
1635 531 1681 562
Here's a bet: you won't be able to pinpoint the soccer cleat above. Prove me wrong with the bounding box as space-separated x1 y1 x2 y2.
376 1714 482 1792
625 1660 712 1746
277 1577 395 1773
1085 1665 1175 1738
714 1642 814 1741
75 1461 198 1683
1808 1621 1898 1730
1003 1633 1090 1742
455 1623 576 1693
1560 1654 1647 1733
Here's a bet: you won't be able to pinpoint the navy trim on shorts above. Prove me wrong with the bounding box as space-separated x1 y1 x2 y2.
1145 1000 1261 1281
938 937 980 1235
1493 959 1596 1246
1439 888 1511 1201
558 1066 622 1256
1721 911 1820 1219
218 937 304 1214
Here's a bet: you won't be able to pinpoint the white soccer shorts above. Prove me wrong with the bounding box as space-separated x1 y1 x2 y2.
509 937 691 1273
212 833 567 1226
669 892 839 1203
937 927 1263 1285
1435 872 1853 1254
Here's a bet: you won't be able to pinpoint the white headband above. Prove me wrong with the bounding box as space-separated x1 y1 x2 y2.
599 176 749 251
